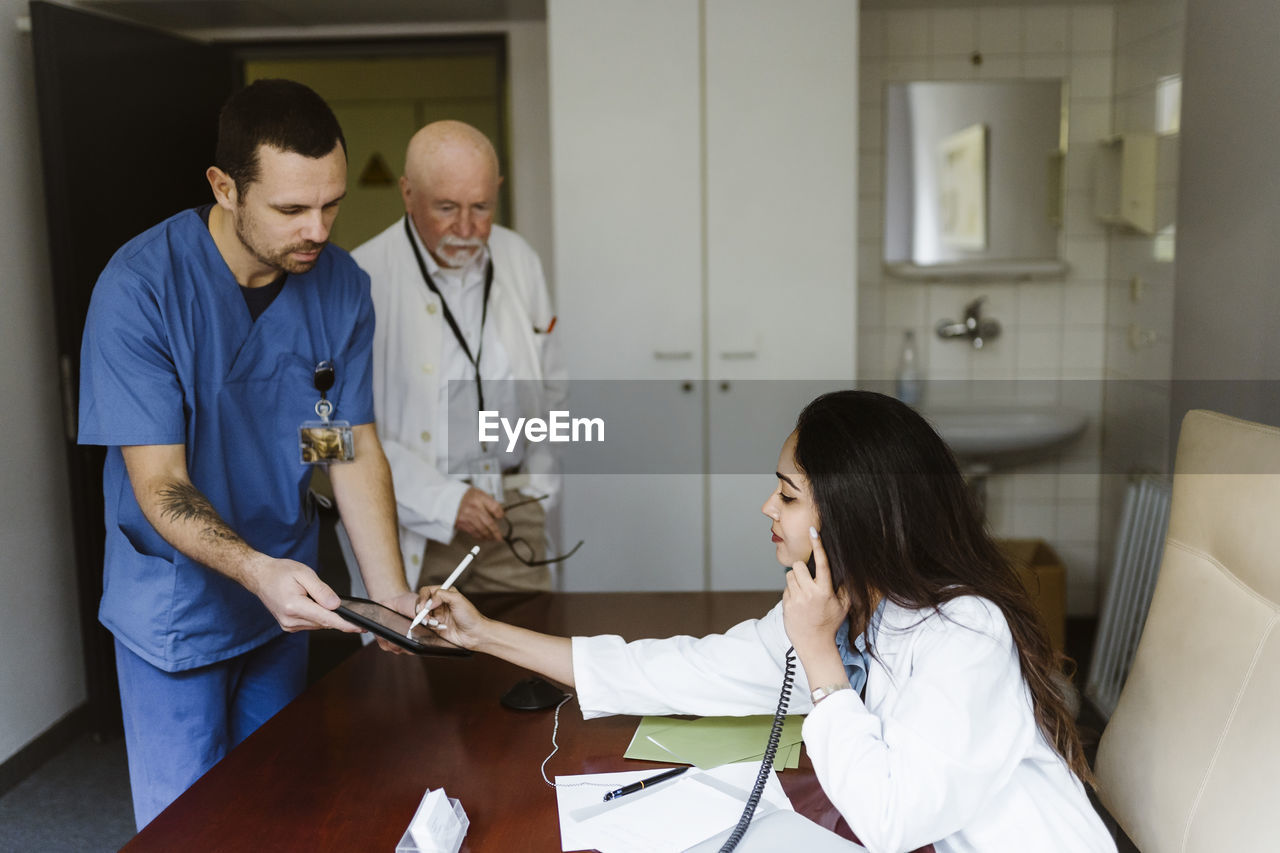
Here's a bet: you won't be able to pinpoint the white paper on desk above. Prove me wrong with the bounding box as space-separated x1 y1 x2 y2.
554 762 793 853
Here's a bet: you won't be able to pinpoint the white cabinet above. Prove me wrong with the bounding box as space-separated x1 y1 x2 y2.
548 0 858 592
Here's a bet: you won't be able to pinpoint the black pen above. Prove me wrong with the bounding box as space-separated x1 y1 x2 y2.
602 765 689 802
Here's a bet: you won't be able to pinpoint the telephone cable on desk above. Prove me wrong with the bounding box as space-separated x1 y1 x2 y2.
718 646 796 852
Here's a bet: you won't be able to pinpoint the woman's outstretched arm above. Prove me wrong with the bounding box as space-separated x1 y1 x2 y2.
419 585 800 718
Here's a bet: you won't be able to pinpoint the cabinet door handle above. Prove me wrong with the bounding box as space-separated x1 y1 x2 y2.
719 350 757 360
653 350 694 360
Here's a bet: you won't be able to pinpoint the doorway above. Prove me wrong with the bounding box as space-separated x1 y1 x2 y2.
239 39 511 249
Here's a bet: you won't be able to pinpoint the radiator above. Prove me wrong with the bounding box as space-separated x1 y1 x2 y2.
1084 475 1173 719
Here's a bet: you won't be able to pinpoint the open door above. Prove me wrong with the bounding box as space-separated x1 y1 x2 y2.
30 1 234 737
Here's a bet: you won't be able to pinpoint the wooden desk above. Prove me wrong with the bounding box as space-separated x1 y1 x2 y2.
123 592 910 851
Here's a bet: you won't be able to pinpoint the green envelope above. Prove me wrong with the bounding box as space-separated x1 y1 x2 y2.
623 716 687 762
624 715 805 771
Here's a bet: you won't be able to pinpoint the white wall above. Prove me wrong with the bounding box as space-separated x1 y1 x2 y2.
1170 0 1280 426
1097 0 1185 591
858 5 1117 615
504 21 554 283
0 1 87 765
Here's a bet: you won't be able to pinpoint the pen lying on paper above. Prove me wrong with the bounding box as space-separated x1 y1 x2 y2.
602 766 689 802
405 545 480 637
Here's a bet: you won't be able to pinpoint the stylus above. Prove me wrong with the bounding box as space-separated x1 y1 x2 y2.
405 545 480 637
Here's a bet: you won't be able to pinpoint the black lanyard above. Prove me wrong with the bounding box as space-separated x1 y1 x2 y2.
404 215 494 412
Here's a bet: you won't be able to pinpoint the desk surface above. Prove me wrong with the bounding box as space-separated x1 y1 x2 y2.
122 592 901 852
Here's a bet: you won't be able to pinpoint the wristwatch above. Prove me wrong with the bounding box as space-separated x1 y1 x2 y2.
810 683 852 704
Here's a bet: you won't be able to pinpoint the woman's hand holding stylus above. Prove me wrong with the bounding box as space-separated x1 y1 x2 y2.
413 586 489 651
415 585 578 686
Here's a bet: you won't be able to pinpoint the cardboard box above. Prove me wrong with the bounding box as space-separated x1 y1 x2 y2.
996 539 1067 652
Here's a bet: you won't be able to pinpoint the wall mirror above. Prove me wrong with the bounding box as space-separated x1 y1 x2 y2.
883 80 1068 280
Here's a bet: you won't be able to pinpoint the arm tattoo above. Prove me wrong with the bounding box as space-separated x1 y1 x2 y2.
157 481 243 545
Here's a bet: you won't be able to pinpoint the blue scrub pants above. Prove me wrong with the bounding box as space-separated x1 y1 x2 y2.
114 631 308 830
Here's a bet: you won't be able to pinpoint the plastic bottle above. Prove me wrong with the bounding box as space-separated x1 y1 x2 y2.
896 330 923 406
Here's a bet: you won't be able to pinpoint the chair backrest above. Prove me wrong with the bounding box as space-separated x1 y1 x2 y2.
1095 410 1280 851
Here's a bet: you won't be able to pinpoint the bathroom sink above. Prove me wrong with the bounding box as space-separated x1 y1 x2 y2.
921 406 1088 468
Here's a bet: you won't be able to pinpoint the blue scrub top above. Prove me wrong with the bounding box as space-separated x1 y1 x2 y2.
79 208 375 672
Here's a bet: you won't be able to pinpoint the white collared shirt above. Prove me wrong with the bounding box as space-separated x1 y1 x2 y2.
407 223 523 483
353 216 565 574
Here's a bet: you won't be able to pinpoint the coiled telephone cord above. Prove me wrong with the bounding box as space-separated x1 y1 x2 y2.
717 646 796 852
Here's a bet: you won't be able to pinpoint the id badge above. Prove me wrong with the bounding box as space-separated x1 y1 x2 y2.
299 420 355 464
302 363 354 464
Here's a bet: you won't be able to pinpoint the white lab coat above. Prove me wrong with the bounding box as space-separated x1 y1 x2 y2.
571 597 1115 853
352 221 566 585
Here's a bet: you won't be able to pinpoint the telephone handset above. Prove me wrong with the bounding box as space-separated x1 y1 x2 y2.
717 646 797 852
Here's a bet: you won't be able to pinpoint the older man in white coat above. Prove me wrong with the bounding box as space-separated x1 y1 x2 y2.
350 121 566 593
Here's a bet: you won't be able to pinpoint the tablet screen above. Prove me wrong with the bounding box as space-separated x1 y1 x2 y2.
336 597 471 657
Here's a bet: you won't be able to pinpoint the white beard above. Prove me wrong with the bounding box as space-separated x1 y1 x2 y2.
436 235 485 269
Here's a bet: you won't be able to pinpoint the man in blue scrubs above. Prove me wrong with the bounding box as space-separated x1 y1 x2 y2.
78 79 416 830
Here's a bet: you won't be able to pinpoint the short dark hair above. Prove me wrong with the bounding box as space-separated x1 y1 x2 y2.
215 78 346 195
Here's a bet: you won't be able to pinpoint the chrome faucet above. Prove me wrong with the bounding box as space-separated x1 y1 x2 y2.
936 296 1001 350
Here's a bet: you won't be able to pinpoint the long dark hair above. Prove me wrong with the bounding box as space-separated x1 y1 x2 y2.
792 390 1092 785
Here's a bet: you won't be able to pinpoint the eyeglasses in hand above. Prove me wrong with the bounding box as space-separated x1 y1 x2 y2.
500 494 584 567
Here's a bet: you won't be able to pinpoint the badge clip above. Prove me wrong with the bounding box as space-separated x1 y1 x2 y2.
299 360 355 464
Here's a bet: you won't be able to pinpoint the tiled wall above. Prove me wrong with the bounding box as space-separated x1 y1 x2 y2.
1097 0 1186 586
857 5 1116 615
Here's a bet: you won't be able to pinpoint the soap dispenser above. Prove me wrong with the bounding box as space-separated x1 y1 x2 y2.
896 330 922 406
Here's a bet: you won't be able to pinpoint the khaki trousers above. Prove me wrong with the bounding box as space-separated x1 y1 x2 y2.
416 488 551 592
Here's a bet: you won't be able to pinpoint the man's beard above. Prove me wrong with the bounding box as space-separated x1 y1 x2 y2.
235 209 326 275
435 235 485 269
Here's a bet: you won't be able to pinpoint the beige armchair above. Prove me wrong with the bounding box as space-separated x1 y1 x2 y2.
1095 409 1280 851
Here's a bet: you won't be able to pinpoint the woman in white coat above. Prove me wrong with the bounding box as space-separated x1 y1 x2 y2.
417 390 1116 853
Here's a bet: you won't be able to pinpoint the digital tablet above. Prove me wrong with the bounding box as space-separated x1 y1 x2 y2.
335 597 471 657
